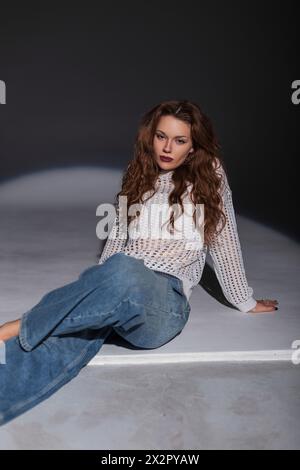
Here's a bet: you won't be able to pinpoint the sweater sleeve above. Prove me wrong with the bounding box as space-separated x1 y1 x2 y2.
98 200 128 266
208 163 257 313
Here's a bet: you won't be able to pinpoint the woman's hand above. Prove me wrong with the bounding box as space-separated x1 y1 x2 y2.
248 299 279 314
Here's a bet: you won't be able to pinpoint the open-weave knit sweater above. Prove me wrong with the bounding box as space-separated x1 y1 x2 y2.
98 165 257 313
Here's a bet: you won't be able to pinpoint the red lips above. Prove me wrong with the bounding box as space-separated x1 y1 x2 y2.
160 156 173 162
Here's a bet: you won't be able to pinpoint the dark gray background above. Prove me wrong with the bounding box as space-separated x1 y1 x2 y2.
0 1 299 240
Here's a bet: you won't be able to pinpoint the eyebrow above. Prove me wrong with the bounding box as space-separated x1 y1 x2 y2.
156 129 189 139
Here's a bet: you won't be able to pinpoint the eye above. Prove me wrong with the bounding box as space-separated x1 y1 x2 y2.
177 139 186 144
156 133 164 140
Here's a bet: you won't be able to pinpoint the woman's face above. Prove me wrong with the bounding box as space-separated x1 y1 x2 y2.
153 115 194 171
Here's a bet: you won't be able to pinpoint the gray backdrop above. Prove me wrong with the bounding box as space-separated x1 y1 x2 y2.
0 1 299 240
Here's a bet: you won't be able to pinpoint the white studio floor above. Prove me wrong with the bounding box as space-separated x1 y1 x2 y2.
0 167 299 449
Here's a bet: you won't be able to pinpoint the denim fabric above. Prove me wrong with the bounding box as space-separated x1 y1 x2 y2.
0 253 191 426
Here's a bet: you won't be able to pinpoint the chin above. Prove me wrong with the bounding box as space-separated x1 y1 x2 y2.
157 160 175 170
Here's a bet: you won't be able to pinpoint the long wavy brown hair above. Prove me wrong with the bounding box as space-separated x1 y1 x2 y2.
103 99 230 252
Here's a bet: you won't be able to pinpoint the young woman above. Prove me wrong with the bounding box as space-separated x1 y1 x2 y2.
0 99 278 425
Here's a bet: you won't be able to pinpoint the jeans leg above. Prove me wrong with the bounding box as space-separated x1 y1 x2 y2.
24 254 190 350
19 253 153 352
113 271 191 349
0 326 112 426
0 253 190 425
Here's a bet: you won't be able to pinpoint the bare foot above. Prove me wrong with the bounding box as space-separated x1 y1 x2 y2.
0 319 21 342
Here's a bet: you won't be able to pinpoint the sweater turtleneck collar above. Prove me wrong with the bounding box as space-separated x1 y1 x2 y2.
158 169 174 179
156 171 174 187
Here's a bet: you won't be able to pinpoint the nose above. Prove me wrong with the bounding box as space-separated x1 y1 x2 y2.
163 139 172 153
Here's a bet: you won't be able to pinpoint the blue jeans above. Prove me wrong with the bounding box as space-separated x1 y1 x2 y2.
0 253 191 426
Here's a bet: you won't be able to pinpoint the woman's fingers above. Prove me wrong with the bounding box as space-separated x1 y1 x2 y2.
249 300 279 313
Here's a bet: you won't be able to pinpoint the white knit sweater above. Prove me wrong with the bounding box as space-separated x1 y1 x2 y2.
98 165 257 313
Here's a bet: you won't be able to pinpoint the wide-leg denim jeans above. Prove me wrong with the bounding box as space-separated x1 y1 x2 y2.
0 252 191 426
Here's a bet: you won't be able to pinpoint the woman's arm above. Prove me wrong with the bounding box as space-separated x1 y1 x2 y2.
207 162 257 313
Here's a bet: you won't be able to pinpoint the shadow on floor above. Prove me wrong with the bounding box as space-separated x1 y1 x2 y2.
199 261 238 310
